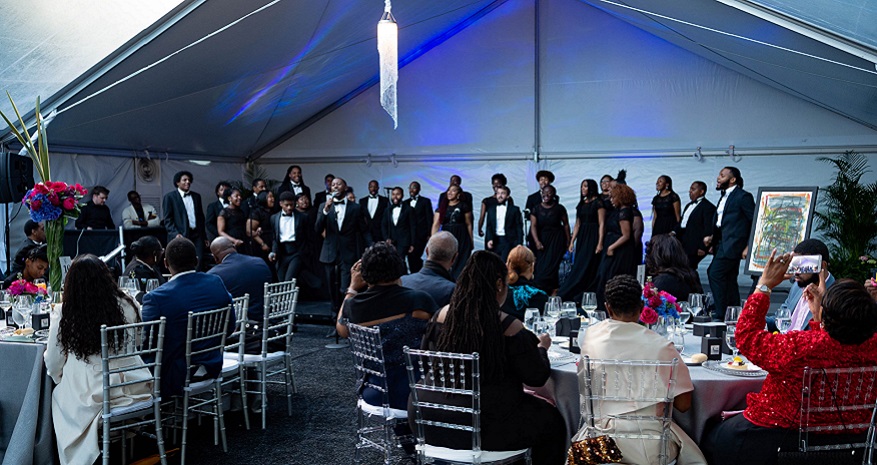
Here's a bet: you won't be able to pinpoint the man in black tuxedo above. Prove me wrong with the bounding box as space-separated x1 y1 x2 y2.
705 167 755 321
359 180 389 243
525 170 558 247
316 177 370 310
205 181 231 242
313 173 334 209
382 186 416 263
437 175 473 211
241 178 267 218
484 186 523 262
678 181 716 271
477 173 515 238
277 165 311 201
162 170 207 271
403 181 433 273
269 191 308 282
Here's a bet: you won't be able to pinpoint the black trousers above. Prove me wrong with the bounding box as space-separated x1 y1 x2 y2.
185 228 205 271
408 238 426 273
324 261 352 311
488 235 514 263
707 254 742 321
702 413 866 465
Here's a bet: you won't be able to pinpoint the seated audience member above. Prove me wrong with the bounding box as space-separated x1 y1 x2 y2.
269 191 307 283
336 242 437 409
3 245 48 288
44 255 152 465
645 234 703 302
122 190 160 228
75 185 115 230
209 237 273 335
141 237 233 396
777 239 834 332
578 274 706 465
123 236 166 289
400 231 457 307
500 245 548 321
8 220 45 277
703 251 877 465
411 251 566 464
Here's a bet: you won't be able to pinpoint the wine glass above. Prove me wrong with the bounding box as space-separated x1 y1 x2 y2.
545 296 561 318
523 308 539 331
677 302 692 326
13 298 33 328
590 311 607 325
581 292 597 314
145 279 161 294
775 304 792 334
669 329 685 355
725 306 742 359
688 294 704 318
561 302 578 319
0 291 12 316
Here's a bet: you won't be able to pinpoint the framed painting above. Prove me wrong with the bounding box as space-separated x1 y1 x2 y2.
744 186 819 275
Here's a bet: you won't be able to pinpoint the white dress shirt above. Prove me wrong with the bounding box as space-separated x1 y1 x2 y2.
334 201 346 229
495 204 507 236
179 188 197 228
409 196 418 208
279 214 296 242
680 197 704 228
367 196 379 218
392 204 402 226
292 184 303 195
715 184 737 228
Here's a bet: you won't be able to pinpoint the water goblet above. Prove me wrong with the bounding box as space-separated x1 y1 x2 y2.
725 306 742 359
581 292 597 313
688 294 704 317
146 279 161 294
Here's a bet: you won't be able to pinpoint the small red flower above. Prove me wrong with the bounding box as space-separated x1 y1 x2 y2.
640 306 659 325
63 197 77 210
31 200 42 211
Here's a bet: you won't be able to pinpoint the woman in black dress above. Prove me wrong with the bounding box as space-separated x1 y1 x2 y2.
651 175 681 236
594 183 640 307
248 191 277 277
410 251 566 464
217 188 248 252
645 234 702 302
558 179 605 301
123 236 166 288
529 185 569 292
431 185 473 279
600 174 614 215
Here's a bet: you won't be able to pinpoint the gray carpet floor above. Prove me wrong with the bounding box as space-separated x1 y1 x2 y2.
176 324 389 465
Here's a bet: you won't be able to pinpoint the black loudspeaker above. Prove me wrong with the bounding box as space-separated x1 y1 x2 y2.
0 150 34 203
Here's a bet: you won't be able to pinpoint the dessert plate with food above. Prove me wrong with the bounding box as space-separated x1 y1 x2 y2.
703 356 767 377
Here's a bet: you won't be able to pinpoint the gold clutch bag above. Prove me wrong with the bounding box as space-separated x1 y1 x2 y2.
567 434 623 465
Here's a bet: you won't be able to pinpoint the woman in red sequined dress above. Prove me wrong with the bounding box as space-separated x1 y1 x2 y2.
703 250 877 465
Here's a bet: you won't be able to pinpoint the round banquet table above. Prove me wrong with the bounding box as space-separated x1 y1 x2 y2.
533 335 766 444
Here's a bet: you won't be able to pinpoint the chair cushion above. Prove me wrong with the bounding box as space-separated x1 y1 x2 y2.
185 378 218 394
357 398 407 420
241 351 285 364
107 399 154 417
417 444 529 462
221 358 240 374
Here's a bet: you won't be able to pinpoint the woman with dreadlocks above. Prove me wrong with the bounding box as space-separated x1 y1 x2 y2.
44 255 153 465
410 251 567 464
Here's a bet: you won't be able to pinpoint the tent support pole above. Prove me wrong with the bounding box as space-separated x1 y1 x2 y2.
533 0 542 163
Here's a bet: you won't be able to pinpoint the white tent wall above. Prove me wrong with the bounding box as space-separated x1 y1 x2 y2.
0 155 244 272
260 0 877 160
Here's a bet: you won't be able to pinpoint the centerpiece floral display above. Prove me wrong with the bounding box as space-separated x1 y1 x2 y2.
639 281 680 334
7 277 49 300
1 92 85 292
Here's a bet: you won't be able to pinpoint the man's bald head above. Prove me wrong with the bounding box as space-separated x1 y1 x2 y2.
210 237 237 264
425 231 458 268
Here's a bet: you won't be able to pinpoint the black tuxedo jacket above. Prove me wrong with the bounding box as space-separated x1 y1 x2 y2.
678 198 716 258
359 195 390 241
314 191 330 208
315 200 370 265
162 190 206 241
270 210 308 257
404 196 434 244
277 182 311 201
205 199 224 241
485 204 523 247
712 187 755 259
382 203 417 252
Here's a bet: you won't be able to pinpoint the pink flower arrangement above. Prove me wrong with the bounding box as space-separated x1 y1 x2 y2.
639 282 680 325
22 181 87 222
7 278 48 297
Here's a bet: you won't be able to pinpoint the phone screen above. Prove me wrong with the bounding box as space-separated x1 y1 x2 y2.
787 254 822 275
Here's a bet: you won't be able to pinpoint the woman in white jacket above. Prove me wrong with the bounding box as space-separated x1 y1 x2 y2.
44 254 153 465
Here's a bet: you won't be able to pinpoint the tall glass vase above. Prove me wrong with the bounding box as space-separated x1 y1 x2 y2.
45 218 65 292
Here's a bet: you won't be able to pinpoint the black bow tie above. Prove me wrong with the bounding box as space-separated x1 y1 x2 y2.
720 190 727 197
282 213 293 217
393 204 402 208
182 192 191 197
410 196 418 201
497 202 507 207
335 200 345 205
369 195 378 199
292 183 301 187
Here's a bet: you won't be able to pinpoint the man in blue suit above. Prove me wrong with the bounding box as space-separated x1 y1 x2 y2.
705 166 755 321
142 237 233 397
208 237 273 324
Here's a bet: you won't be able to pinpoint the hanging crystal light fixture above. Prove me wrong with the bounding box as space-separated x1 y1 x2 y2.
377 0 397 129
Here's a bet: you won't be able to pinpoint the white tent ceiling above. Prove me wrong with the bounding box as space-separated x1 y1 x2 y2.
1 0 876 161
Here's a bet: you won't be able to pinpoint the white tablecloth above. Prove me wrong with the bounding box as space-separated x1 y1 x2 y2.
535 336 765 444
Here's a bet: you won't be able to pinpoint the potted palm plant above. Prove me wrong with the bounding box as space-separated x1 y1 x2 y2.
813 151 877 282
